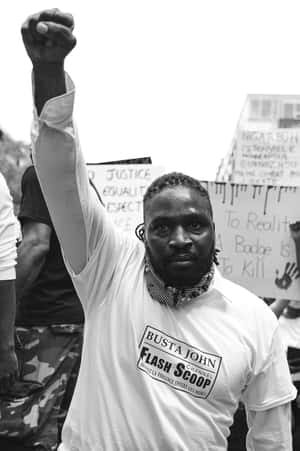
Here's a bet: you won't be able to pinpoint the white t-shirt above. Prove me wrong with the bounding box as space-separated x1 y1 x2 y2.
0 172 18 280
58 213 295 451
31 77 296 450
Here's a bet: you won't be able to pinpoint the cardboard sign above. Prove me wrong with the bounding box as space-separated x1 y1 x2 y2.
87 166 300 301
87 164 164 233
202 182 300 301
233 129 300 186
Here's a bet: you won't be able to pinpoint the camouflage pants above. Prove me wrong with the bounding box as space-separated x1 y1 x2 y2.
0 324 83 451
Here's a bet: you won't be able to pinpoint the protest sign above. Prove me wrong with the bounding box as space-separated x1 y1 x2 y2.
87 164 164 233
87 166 300 302
203 182 300 301
233 129 300 186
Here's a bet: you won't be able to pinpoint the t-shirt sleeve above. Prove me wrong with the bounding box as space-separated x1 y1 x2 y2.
18 166 52 227
242 325 297 411
64 204 137 315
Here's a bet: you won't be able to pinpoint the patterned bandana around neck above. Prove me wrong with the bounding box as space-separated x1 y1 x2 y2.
144 256 215 308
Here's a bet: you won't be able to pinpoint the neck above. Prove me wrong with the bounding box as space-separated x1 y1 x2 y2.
144 257 215 307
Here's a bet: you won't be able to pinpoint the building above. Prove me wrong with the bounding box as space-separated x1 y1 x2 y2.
216 94 300 185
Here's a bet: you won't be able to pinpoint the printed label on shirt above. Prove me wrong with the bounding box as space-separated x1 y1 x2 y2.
137 325 222 398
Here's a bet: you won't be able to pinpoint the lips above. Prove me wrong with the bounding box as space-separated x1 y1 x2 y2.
169 254 195 263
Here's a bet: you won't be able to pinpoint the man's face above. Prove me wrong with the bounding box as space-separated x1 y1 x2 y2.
144 186 215 288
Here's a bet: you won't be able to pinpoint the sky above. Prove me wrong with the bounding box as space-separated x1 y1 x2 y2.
2 1 300 180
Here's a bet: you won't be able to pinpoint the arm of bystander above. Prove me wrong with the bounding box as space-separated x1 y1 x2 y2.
16 221 50 302
0 173 18 393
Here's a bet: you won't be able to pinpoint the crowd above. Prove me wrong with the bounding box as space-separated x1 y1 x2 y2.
0 8 299 451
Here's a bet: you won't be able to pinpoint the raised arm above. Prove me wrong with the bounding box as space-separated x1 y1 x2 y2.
21 10 101 275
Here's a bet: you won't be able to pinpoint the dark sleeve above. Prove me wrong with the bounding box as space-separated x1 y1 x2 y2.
18 166 52 227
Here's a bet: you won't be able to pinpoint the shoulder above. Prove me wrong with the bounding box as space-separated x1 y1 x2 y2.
213 270 277 331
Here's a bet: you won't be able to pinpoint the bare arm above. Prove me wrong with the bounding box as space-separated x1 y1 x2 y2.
0 282 16 350
0 280 18 393
16 221 51 302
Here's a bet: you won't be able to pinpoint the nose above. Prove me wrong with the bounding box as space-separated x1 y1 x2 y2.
169 226 192 249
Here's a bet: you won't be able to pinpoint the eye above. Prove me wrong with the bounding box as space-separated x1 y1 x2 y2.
188 221 204 233
154 224 170 236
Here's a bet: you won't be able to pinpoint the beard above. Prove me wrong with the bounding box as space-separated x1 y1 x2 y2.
145 242 216 289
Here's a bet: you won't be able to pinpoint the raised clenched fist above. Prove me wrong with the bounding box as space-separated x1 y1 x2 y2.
21 9 76 66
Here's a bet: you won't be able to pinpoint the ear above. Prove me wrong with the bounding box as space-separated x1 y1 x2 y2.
135 223 145 242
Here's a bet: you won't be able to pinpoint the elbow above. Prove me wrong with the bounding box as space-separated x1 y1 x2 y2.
18 237 50 260
33 241 50 258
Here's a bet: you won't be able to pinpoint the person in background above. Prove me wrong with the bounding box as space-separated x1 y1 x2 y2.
0 172 18 395
21 9 296 450
0 165 84 451
277 222 300 352
270 222 300 448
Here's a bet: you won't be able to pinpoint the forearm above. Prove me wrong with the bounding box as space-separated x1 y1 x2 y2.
24 10 110 276
0 281 16 351
32 72 107 274
246 404 293 450
33 62 66 115
16 243 47 302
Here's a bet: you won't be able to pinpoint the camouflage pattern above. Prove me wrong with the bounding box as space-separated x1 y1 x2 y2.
0 324 83 450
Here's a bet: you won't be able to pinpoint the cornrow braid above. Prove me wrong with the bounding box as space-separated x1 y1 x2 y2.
143 172 213 216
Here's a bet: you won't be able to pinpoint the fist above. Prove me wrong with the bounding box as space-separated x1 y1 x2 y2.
21 9 76 65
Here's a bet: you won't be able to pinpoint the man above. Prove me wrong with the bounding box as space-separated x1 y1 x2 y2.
277 222 300 352
271 222 300 445
0 172 18 395
21 9 296 450
0 164 84 451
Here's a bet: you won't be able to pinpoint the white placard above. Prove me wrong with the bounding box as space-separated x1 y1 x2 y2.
87 164 164 233
87 167 300 301
203 182 300 301
233 129 300 186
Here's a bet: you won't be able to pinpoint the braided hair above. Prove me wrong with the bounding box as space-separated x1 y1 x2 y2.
143 172 213 217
